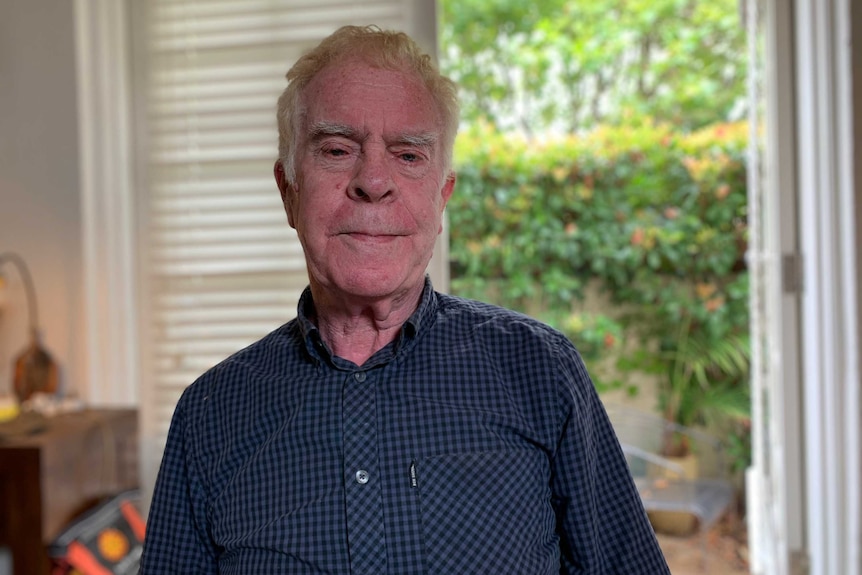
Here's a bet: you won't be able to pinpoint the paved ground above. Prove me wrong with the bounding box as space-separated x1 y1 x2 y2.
657 518 749 574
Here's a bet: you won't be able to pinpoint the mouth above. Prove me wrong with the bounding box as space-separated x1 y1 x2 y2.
341 231 404 243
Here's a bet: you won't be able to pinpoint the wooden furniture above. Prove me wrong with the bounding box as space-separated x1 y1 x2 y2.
0 408 138 575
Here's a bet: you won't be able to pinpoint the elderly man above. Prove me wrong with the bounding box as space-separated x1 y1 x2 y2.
140 25 670 574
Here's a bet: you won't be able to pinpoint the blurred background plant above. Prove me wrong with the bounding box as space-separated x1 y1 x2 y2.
440 0 747 135
440 0 750 470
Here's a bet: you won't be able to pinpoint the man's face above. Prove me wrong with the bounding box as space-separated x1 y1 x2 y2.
277 59 454 305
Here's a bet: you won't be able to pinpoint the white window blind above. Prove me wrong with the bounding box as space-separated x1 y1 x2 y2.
135 0 438 500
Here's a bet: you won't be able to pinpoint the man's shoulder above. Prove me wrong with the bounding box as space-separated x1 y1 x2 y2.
436 292 564 338
432 292 576 358
212 319 300 370
430 293 592 404
179 319 302 404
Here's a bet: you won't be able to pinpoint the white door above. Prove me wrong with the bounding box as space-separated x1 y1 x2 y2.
793 0 861 573
747 0 862 574
745 0 806 572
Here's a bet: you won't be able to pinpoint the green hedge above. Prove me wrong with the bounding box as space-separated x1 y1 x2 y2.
448 118 750 441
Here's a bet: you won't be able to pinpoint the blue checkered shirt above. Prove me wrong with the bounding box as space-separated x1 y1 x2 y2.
140 278 670 574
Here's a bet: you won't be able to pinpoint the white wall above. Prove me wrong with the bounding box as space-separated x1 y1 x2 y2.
0 0 86 399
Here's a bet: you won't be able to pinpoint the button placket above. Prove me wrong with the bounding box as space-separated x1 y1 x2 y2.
342 370 386 571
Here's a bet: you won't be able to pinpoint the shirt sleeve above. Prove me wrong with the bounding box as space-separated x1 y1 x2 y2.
550 339 671 575
139 391 218 574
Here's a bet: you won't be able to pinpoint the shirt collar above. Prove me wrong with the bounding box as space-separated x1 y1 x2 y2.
295 275 438 366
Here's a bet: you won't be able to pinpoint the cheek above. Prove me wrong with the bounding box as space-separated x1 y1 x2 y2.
416 202 445 238
296 175 346 218
423 189 448 220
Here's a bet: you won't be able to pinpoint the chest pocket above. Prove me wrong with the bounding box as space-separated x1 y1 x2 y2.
412 449 560 575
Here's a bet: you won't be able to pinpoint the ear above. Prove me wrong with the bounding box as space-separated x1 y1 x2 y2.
438 172 456 233
440 172 456 207
274 160 297 229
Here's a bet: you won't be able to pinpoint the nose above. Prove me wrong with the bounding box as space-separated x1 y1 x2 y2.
348 152 395 203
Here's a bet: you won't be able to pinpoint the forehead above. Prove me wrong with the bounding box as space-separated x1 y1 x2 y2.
300 59 442 136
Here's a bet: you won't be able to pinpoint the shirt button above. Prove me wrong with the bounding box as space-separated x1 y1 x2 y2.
355 469 370 484
354 372 367 382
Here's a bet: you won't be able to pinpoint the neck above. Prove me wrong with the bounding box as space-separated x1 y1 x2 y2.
310 283 423 365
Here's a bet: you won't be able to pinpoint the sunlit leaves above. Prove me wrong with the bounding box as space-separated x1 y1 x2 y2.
440 0 747 133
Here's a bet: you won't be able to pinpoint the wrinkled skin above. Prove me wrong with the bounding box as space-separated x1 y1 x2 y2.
275 59 455 364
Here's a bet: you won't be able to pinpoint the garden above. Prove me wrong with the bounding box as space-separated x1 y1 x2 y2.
441 0 752 486
440 4 751 566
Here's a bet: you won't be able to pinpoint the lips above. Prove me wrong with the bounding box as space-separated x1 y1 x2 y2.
338 228 408 237
341 231 404 243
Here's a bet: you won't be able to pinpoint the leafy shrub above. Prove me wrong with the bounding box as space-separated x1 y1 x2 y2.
448 117 750 437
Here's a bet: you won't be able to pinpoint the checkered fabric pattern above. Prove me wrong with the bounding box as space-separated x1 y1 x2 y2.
140 277 670 574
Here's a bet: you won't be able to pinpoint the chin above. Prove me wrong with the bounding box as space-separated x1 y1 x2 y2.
336 268 422 300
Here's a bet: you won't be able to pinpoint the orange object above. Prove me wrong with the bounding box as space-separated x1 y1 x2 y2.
49 491 146 575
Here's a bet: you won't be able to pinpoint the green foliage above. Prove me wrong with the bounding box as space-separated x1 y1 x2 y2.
441 0 750 468
554 312 636 396
439 0 747 133
726 420 753 474
448 119 750 435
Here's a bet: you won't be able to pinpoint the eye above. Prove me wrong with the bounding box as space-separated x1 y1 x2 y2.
326 147 349 157
390 146 431 178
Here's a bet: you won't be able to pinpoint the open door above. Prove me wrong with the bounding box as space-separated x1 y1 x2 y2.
744 0 807 573
748 0 862 574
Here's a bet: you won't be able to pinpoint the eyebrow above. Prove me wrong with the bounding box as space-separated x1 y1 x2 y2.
398 132 437 148
307 121 357 141
306 121 437 149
